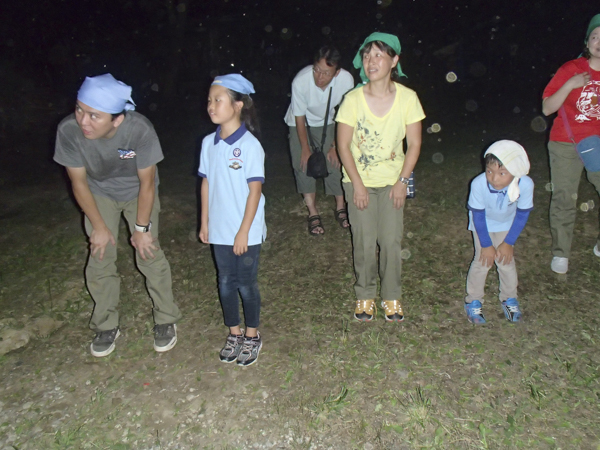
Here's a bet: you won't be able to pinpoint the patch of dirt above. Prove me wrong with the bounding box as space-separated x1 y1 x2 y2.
1 98 600 449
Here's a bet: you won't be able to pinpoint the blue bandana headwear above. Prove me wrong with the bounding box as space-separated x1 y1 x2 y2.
77 74 136 114
211 74 255 95
352 32 406 84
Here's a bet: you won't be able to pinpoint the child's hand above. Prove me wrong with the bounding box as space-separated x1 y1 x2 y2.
389 180 408 209
495 242 514 265
479 246 496 267
353 182 369 210
233 232 248 255
199 227 209 244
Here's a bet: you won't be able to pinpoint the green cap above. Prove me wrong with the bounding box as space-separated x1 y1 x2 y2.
585 14 600 44
352 32 406 84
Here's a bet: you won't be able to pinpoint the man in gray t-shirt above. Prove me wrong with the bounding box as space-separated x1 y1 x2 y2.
54 74 181 357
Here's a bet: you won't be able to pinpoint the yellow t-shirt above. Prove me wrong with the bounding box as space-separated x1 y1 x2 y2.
336 82 425 187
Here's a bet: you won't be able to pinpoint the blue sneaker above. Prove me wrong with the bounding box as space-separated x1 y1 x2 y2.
501 298 522 323
464 300 486 324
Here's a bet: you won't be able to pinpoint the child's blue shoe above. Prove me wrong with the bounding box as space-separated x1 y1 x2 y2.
464 300 486 324
501 298 522 323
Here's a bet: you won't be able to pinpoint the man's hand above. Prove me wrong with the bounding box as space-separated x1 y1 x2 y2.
327 145 340 169
389 181 408 209
90 226 116 261
495 242 514 265
130 231 158 260
479 246 496 267
300 145 312 172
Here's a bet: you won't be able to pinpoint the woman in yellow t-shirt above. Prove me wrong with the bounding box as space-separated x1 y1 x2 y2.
336 32 425 323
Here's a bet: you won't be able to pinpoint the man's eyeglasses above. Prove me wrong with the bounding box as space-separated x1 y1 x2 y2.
312 66 333 77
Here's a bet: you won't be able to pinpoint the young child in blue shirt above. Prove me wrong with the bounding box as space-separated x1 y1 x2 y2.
464 140 534 324
198 74 267 366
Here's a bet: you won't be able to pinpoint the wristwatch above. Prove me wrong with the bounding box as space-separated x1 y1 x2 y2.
135 222 152 233
398 177 410 185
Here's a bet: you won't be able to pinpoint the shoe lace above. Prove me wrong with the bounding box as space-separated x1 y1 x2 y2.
356 300 375 314
383 300 402 314
241 338 259 354
506 304 520 313
153 324 173 337
470 306 483 315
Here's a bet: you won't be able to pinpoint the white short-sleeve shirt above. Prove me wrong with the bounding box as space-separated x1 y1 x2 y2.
467 173 534 232
284 65 354 127
198 124 267 246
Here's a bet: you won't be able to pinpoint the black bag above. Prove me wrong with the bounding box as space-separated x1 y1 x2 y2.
305 87 333 179
306 150 329 178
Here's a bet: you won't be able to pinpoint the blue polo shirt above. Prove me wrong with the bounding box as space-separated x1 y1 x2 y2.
198 124 267 246
467 173 534 232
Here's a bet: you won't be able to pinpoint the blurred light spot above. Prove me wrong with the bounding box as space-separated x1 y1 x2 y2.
589 200 595 210
321 26 331 35
466 100 478 112
151 83 159 92
400 249 411 260
438 138 442 142
406 232 414 239
530 116 547 133
149 103 157 111
445 71 457 83
176 2 186 12
431 123 441 133
432 152 444 164
281 28 292 40
265 25 273 32
572 193 578 200
469 62 487 77
513 106 521 114
545 182 553 192
375 13 382 19
580 202 590 212
426 127 433 134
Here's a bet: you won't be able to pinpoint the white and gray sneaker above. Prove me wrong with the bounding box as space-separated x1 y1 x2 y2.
236 332 262 367
219 332 245 363
551 256 568 274
153 323 177 352
90 327 120 357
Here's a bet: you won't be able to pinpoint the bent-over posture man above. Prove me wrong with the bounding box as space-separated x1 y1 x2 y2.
54 74 182 357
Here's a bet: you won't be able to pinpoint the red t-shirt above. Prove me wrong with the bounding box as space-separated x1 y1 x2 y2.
543 57 600 142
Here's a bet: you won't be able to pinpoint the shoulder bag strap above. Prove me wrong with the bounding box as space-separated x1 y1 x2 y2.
319 87 333 150
559 106 577 145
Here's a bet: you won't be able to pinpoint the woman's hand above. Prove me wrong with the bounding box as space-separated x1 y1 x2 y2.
390 181 408 209
568 72 590 90
353 182 369 210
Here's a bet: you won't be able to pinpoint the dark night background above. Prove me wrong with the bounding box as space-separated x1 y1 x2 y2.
0 0 598 187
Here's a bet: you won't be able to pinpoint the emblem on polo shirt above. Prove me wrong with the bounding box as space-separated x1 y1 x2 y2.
233 148 241 157
118 148 136 159
229 161 242 170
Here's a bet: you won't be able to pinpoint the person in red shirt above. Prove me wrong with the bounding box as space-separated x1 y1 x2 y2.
542 14 600 274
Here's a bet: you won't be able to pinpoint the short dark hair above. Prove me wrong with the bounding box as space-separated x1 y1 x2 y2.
314 45 342 70
485 153 504 167
359 40 403 82
111 111 126 121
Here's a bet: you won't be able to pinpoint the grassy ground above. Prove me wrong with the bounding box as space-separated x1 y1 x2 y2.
0 107 600 449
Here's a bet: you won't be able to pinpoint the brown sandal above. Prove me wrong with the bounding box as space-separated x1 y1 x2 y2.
334 209 350 228
308 215 324 236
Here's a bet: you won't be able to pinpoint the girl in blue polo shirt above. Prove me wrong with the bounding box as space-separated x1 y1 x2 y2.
198 74 267 366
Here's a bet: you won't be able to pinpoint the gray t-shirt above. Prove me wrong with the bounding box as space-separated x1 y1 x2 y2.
54 111 163 202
